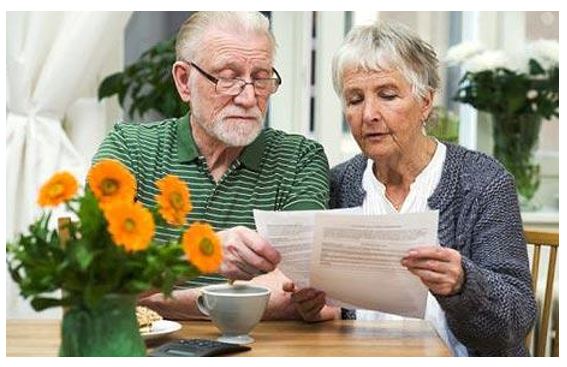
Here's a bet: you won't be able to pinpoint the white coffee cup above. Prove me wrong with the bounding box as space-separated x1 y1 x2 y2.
197 283 271 345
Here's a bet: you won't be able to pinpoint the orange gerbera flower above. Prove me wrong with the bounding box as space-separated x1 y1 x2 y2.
155 175 192 226
37 171 79 207
87 159 136 204
104 201 155 252
182 222 222 273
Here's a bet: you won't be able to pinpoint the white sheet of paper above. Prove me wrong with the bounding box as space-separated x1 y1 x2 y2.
253 208 360 287
309 211 439 318
253 209 439 318
253 209 315 287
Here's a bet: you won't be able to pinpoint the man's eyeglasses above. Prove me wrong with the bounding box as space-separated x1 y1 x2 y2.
187 62 282 97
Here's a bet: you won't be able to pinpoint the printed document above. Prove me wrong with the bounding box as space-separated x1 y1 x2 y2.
254 209 439 318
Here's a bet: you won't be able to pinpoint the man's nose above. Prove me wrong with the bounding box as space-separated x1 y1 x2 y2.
233 83 258 108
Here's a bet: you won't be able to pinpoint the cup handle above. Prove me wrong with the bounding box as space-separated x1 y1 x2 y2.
196 293 210 316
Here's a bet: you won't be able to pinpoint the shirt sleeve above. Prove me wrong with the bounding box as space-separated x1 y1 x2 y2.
434 170 537 355
92 123 138 175
282 140 330 211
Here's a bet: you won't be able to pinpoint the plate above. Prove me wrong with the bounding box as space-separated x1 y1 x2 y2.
141 320 182 341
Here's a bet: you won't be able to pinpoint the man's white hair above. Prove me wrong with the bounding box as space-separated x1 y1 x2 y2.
175 11 277 63
332 21 440 102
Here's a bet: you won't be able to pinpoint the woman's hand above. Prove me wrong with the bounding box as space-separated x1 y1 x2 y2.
282 282 339 322
401 246 465 296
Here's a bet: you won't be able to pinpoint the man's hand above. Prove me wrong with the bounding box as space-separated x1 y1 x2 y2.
282 281 339 322
218 226 281 280
401 246 465 296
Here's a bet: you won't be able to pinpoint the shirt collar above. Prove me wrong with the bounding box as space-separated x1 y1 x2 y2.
176 113 266 171
176 114 199 162
239 130 265 171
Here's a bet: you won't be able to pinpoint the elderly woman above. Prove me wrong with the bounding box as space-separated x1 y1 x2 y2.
287 21 536 356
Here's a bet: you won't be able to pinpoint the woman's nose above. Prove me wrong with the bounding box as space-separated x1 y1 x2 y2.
362 97 381 124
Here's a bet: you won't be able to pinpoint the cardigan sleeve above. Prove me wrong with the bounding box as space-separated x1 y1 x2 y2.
434 170 537 355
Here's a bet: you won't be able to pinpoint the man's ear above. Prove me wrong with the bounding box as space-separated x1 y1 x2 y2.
172 61 191 103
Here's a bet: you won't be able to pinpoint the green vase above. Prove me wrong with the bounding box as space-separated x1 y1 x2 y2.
491 113 542 211
59 294 146 356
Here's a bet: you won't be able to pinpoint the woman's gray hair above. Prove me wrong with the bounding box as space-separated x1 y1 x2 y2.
332 21 440 101
175 12 277 63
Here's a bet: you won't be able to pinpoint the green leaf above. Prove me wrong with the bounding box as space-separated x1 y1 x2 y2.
124 280 151 293
72 242 94 271
77 190 105 239
528 59 545 76
98 73 124 100
31 297 63 311
118 86 128 106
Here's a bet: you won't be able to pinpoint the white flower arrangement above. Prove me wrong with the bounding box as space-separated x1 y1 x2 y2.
524 39 559 71
445 41 485 65
446 39 558 205
446 39 559 120
463 50 510 73
446 39 559 74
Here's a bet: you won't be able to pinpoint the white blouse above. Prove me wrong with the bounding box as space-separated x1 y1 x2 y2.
358 141 468 356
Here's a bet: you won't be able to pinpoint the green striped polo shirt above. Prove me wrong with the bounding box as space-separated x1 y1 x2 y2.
93 114 330 286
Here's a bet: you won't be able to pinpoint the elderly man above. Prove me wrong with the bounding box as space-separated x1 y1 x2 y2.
93 12 338 322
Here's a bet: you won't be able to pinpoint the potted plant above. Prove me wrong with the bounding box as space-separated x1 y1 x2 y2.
98 37 188 119
446 40 559 209
6 159 222 356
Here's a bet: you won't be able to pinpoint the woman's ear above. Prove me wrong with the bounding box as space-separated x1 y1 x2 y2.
421 89 435 121
172 61 191 103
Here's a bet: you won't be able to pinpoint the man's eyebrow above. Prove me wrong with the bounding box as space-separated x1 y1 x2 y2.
209 62 238 73
252 67 272 76
211 60 271 74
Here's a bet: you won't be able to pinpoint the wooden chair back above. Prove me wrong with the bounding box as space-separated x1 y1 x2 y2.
524 229 559 357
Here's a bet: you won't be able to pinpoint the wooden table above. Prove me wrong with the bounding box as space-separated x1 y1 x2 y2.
6 319 452 356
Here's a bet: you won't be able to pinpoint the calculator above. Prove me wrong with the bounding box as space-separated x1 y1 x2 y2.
148 339 251 357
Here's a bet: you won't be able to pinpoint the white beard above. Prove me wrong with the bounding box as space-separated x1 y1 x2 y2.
193 106 265 147
210 115 264 147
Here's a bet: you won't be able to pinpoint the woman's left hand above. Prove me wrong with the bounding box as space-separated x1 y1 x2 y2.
401 246 464 296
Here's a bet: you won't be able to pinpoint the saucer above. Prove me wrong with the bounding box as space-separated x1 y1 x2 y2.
141 320 182 341
217 334 254 345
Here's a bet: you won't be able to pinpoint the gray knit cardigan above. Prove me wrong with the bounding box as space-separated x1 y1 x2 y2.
330 143 536 356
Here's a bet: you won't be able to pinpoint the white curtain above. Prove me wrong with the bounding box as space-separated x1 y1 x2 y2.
6 11 131 319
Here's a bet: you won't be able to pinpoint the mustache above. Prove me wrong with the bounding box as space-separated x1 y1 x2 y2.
219 108 263 121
